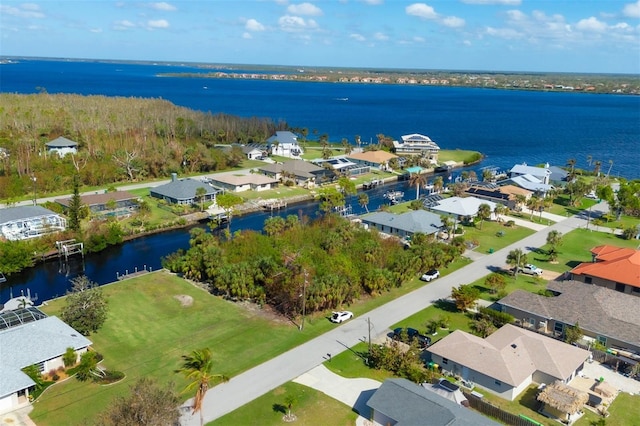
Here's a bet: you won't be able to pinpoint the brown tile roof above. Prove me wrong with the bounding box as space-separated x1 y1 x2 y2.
571 245 640 288
500 281 640 348
347 150 398 164
427 325 589 387
56 191 137 207
498 185 533 197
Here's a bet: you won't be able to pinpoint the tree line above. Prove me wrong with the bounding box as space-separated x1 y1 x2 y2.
0 93 286 200
162 214 465 318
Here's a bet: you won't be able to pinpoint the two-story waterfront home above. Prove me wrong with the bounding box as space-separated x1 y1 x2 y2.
392 133 440 163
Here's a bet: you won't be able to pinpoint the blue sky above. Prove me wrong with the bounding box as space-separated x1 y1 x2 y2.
1 1 639 74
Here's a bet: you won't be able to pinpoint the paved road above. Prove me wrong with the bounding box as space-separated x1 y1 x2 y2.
179 208 601 425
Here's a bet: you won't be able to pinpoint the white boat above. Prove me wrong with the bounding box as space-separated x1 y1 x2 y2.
383 190 404 204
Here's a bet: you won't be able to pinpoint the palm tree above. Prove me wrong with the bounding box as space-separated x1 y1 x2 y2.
409 173 427 200
476 203 492 230
358 193 369 213
433 176 444 193
566 158 576 181
506 248 527 276
587 155 593 167
494 204 507 222
355 134 361 148
196 187 207 211
594 160 602 177
606 159 613 178
177 348 228 426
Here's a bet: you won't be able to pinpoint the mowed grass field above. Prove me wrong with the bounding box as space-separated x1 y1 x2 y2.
34 271 318 426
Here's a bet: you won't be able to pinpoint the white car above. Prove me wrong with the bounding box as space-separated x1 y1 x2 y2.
517 264 543 276
420 269 440 282
330 311 354 323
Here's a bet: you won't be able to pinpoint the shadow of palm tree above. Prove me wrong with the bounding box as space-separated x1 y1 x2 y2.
272 403 286 414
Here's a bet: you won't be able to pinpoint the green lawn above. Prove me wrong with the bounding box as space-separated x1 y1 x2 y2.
438 149 481 164
458 221 535 254
575 392 640 426
211 382 358 426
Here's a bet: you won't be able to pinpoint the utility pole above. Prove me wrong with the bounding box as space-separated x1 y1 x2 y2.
368 317 372 353
31 175 37 206
299 268 308 331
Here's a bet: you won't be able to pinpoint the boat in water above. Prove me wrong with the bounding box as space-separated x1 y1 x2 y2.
383 190 404 204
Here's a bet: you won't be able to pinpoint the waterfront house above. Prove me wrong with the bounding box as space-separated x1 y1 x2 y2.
239 145 267 161
427 324 590 401
361 210 443 239
258 160 327 186
346 150 398 171
428 196 497 223
392 133 440 163
45 136 78 157
208 174 278 193
150 174 221 205
366 378 500 426
498 174 554 197
56 191 139 218
509 163 551 185
570 245 640 296
0 310 91 414
266 131 303 157
0 206 67 241
497 280 640 354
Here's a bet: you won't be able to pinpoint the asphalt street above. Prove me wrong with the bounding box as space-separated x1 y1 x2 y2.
179 208 603 425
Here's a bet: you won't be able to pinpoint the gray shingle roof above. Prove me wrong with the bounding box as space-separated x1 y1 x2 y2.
150 178 220 201
499 281 640 348
0 316 92 398
258 160 323 179
367 378 499 426
267 131 298 144
362 210 443 235
45 136 78 147
0 206 59 224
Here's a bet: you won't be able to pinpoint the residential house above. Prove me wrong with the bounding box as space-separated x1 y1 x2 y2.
56 191 139 217
0 310 91 414
428 196 497 223
45 137 78 157
498 174 554 196
496 185 534 209
427 324 590 401
312 157 369 176
509 163 551 185
392 133 440 163
239 145 266 160
266 131 303 157
208 174 278 193
570 245 640 296
361 210 443 239
150 174 221 205
0 206 67 241
366 378 500 426
258 160 327 186
347 150 398 171
548 166 570 186
465 185 517 210
497 280 640 354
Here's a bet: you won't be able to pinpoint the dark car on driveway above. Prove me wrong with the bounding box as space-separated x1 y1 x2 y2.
392 327 431 349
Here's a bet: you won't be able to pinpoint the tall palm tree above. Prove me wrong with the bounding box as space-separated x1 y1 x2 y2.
177 348 228 426
476 203 492 230
433 176 444 193
409 172 427 200
606 159 613 178
566 158 576 181
594 160 602 177
358 193 369 213
587 155 593 167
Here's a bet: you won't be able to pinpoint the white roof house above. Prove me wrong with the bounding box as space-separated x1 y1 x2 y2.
429 196 497 220
501 174 554 195
0 206 67 241
0 314 92 414
509 163 551 185
392 133 440 162
208 174 278 192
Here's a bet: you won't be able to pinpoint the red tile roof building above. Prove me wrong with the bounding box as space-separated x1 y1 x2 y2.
570 245 640 296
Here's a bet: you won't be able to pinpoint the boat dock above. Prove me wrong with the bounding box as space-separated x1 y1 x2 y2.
259 199 288 211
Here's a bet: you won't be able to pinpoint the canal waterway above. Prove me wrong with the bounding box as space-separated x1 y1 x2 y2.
0 177 429 305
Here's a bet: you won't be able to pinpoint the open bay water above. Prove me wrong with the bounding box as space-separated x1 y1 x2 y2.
0 58 639 303
1 58 639 178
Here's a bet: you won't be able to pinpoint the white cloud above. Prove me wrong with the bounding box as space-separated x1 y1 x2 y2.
0 4 45 19
278 15 319 32
442 16 465 28
506 10 526 21
463 39 472 46
245 19 265 32
485 26 523 39
361 0 383 4
413 36 425 42
373 32 389 41
462 0 521 4
350 33 366 42
406 3 438 20
623 1 640 18
147 19 169 29
242 32 252 39
90 28 103 33
287 2 323 16
575 17 607 33
113 20 136 30
150 2 176 12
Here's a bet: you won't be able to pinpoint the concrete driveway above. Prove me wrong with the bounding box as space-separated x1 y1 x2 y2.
293 365 380 420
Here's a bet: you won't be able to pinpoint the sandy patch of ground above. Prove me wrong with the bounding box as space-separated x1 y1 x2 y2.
174 294 193 307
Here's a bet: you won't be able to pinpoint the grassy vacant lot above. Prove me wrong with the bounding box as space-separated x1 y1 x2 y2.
212 382 358 426
459 221 535 254
33 254 471 425
438 149 481 164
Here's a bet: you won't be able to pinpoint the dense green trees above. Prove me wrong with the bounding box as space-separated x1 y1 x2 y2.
163 216 463 317
0 93 284 200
